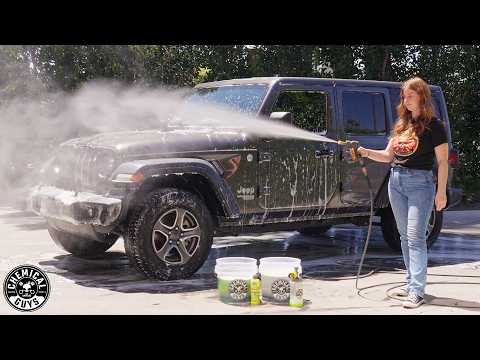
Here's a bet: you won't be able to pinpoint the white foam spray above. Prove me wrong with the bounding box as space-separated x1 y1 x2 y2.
0 79 337 207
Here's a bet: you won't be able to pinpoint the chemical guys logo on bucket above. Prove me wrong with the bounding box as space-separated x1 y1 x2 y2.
228 279 249 300
3 265 50 312
271 279 290 302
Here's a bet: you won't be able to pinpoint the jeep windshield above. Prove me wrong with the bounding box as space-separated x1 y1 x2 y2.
187 84 267 114
168 84 268 127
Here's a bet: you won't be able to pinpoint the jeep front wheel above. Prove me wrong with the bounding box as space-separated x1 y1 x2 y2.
47 225 119 259
125 188 213 280
380 206 443 252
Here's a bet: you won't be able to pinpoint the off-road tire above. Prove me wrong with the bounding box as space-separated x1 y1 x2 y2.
125 188 213 280
47 225 119 259
380 206 443 252
298 225 332 236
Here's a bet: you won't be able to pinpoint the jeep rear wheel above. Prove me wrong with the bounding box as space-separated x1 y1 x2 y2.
380 206 443 252
125 188 213 280
47 225 119 259
298 225 332 236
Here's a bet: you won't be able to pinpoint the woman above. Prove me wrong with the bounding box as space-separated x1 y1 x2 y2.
357 77 449 309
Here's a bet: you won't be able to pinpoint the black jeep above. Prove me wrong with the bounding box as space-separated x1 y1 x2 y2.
30 77 463 280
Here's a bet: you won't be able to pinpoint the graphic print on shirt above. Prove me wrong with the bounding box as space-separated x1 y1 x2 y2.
392 127 419 158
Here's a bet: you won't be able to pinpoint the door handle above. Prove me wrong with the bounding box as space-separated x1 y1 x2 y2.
315 149 333 158
260 152 272 162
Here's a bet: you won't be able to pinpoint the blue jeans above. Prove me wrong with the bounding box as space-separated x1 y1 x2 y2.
388 167 436 297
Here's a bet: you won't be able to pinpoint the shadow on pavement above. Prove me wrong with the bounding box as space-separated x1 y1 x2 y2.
424 294 480 312
39 251 218 294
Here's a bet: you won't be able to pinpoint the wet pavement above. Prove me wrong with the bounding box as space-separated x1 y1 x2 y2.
0 206 479 314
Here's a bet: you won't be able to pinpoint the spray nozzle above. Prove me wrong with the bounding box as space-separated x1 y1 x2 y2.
337 140 360 162
336 140 359 146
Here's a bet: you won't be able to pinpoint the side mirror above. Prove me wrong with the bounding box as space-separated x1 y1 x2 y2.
269 112 293 125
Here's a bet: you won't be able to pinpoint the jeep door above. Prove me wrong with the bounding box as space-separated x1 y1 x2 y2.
258 84 339 215
336 86 393 207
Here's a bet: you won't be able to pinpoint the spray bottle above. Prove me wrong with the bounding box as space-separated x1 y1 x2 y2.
250 273 261 305
288 266 303 307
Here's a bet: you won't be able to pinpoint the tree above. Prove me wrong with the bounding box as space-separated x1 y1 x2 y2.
0 46 46 104
29 45 142 91
312 46 363 79
247 45 316 77
197 45 250 81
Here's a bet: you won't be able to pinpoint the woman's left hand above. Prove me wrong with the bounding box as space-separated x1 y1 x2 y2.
435 191 447 211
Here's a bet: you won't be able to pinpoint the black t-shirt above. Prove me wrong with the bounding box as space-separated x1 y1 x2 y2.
391 117 448 170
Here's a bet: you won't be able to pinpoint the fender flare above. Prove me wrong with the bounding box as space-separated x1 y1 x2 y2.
111 158 240 219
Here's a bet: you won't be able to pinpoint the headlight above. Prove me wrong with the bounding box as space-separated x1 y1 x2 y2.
92 151 117 181
44 146 119 188
112 171 144 183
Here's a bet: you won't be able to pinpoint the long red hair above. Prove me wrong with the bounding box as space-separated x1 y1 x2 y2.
392 77 435 137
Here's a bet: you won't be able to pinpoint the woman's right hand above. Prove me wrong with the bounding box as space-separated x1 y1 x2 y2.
357 146 369 158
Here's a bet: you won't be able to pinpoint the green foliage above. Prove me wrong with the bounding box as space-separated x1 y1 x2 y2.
272 90 328 132
28 45 141 90
407 45 480 185
249 46 316 77
0 45 47 104
192 67 211 86
312 46 363 79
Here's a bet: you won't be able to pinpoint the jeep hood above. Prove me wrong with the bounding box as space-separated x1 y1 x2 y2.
62 128 254 156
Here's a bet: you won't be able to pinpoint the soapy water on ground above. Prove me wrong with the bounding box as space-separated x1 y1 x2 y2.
13 221 476 295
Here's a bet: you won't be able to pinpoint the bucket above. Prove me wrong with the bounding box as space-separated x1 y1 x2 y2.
259 257 302 304
215 257 258 266
214 258 258 305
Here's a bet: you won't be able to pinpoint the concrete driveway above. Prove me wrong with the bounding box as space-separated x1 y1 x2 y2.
1 204 479 315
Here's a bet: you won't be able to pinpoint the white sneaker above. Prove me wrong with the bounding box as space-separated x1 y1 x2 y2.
391 287 409 297
402 293 425 309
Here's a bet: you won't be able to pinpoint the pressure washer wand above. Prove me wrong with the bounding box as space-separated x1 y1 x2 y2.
336 140 375 291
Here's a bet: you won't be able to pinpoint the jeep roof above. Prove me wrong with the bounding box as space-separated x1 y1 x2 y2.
195 77 442 91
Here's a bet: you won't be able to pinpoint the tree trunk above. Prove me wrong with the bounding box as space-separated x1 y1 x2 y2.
380 46 391 80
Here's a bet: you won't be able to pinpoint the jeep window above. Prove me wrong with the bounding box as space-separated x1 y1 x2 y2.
343 91 387 135
186 84 268 114
391 87 443 120
271 91 329 133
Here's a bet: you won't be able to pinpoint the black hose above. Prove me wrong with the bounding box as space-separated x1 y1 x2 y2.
354 155 374 291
